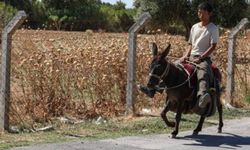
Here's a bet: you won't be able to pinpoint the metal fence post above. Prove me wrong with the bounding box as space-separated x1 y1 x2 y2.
126 12 151 115
226 18 249 105
0 11 27 131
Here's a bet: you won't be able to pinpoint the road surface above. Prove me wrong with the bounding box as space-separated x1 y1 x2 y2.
10 117 250 150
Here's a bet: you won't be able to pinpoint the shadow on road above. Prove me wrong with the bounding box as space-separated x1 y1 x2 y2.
180 132 250 149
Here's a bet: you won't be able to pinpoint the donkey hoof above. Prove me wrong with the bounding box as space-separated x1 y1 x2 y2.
171 131 178 138
192 131 199 136
171 134 177 138
168 122 175 128
218 129 222 133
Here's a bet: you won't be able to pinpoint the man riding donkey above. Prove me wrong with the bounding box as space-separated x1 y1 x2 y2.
139 2 219 108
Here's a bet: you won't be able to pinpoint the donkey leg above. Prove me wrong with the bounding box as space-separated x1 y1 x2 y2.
161 100 175 128
217 96 223 133
171 103 183 138
193 116 205 135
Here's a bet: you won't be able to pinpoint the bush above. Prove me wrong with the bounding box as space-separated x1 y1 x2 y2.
0 2 17 45
100 3 136 32
0 2 17 31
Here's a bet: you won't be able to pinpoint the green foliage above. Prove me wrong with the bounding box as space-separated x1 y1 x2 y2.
212 0 248 28
48 15 68 30
1 0 249 33
113 1 126 10
1 0 135 31
44 0 104 30
134 0 196 37
0 2 17 45
135 0 249 37
2 0 135 31
28 1 47 28
4 0 46 28
0 2 17 28
246 5 250 20
4 0 31 10
100 2 136 32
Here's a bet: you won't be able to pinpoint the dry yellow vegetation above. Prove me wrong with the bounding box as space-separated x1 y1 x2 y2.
5 29 250 126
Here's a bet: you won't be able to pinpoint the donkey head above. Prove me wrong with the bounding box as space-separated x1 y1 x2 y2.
147 43 171 88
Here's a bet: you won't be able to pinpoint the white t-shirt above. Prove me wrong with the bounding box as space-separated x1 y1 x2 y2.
188 22 219 56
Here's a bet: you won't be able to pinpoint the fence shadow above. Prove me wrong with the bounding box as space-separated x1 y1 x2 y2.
179 132 250 149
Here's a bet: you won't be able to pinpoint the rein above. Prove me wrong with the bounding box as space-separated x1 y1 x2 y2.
163 65 197 90
166 56 204 69
149 63 170 80
150 56 198 91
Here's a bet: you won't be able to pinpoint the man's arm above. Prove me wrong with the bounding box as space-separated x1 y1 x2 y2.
185 44 192 58
200 43 217 59
180 44 192 62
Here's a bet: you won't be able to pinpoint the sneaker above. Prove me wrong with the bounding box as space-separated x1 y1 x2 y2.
198 93 211 108
138 85 156 98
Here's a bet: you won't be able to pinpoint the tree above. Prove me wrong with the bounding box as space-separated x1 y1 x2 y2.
0 2 17 44
135 0 249 38
0 1 17 26
247 5 250 20
100 1 135 32
134 0 195 38
4 0 135 31
213 0 248 28
5 0 46 28
43 0 105 30
114 1 126 10
48 15 67 30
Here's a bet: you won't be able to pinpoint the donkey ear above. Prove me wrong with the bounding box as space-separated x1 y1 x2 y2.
161 44 171 59
150 42 158 57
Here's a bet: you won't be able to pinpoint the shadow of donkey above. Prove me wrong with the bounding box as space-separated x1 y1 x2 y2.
182 133 250 149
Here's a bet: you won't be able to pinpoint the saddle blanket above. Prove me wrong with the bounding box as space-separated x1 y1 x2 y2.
179 63 222 88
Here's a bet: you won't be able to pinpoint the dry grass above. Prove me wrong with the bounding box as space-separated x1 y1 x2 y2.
4 29 250 126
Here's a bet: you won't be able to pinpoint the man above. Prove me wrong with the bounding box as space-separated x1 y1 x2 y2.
140 2 219 108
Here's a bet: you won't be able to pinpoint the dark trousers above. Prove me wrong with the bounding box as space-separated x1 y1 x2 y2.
189 56 213 97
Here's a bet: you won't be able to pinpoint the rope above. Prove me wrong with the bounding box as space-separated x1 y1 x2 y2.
166 56 204 69
158 65 197 90
137 55 200 91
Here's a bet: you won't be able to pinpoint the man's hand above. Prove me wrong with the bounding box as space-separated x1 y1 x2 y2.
192 57 201 64
180 56 188 63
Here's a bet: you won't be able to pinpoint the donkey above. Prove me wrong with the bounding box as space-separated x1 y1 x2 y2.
144 43 223 138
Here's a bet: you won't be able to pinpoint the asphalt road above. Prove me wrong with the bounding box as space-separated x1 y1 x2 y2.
10 117 250 150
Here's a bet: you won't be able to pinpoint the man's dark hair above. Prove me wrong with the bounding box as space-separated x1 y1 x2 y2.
198 2 213 13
